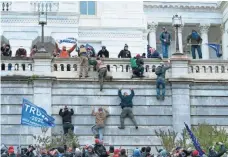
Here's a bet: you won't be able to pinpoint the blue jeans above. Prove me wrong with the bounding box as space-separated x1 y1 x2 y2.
191 45 202 59
91 125 104 141
162 44 169 58
156 79 166 96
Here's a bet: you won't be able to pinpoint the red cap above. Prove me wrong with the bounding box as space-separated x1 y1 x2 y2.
8 146 14 153
192 150 199 157
136 54 140 57
95 139 100 144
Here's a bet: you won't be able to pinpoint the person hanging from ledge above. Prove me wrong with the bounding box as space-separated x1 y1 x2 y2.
187 30 203 59
91 106 109 141
89 57 113 91
118 44 131 58
79 45 89 78
118 88 138 129
55 42 77 58
130 54 145 78
59 105 74 134
155 60 171 101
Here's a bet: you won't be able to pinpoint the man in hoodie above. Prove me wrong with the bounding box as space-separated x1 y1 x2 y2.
131 55 144 78
59 105 74 134
160 27 171 58
86 145 98 157
91 106 109 141
1 44 12 57
155 61 171 100
94 140 108 157
55 42 77 58
132 149 141 157
187 30 203 59
79 45 89 78
118 89 138 129
97 46 109 58
118 44 131 58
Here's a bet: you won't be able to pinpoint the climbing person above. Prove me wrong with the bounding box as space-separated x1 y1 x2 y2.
118 88 138 129
187 30 203 59
130 54 144 78
91 106 109 141
55 42 77 58
160 27 171 58
89 57 113 91
59 105 74 134
155 61 171 100
118 44 131 58
79 45 89 78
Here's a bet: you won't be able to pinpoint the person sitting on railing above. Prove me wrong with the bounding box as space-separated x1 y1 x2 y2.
79 45 89 78
147 47 162 60
30 45 38 58
118 44 131 58
97 46 109 58
187 30 202 59
1 44 12 57
160 27 171 59
55 42 77 58
130 54 145 78
155 61 171 101
15 46 27 57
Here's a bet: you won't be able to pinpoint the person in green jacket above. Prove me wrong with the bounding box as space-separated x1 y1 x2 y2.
118 88 138 129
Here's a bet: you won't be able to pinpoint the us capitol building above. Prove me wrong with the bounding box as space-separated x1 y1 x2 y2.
1 1 227 59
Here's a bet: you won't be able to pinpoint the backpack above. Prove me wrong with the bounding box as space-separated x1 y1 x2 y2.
155 66 163 76
191 32 200 40
95 145 107 157
130 58 138 68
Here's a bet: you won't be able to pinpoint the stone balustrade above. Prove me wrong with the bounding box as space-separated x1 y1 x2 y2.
1 56 228 81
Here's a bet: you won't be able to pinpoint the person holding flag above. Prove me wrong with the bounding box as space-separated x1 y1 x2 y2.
55 38 77 58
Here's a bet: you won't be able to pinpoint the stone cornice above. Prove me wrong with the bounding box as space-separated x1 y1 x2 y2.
0 11 80 24
144 1 219 10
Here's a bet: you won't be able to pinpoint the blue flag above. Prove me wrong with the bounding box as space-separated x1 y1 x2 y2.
207 43 222 58
184 123 205 156
21 99 55 127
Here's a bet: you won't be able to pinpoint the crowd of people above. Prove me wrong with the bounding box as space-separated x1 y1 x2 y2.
1 141 227 157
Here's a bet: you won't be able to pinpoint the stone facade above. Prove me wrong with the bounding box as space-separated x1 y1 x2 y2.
1 53 228 151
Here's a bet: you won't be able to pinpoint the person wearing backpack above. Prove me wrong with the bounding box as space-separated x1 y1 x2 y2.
155 61 171 100
160 27 171 58
187 30 203 59
94 140 108 157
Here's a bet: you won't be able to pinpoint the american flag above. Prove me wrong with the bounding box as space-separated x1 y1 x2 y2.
184 123 205 156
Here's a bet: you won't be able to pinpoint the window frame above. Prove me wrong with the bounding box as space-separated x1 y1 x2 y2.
79 1 97 16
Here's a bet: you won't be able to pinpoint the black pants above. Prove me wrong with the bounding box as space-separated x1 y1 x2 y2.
63 123 74 134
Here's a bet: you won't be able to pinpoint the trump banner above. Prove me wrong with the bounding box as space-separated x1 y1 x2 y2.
21 99 55 127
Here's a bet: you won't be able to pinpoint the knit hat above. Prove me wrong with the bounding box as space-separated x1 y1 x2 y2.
8 146 14 154
98 107 103 112
192 150 199 157
136 54 140 58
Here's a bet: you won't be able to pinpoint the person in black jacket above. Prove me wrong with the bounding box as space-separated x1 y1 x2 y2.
118 44 131 58
118 89 138 129
59 105 74 134
97 46 109 58
94 140 108 157
1 44 12 57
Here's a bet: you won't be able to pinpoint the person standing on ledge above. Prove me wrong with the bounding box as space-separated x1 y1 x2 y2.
79 45 89 78
59 105 74 134
55 42 77 58
160 27 171 58
118 88 138 129
118 44 131 58
91 106 109 141
155 61 171 100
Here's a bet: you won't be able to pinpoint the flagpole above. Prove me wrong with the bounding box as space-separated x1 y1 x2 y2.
19 125 22 153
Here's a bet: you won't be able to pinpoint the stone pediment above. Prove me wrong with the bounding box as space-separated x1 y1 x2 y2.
144 1 219 10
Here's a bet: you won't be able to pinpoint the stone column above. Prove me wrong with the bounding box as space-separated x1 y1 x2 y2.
178 25 184 54
170 54 191 138
221 24 228 60
148 22 158 49
143 30 149 54
199 23 210 59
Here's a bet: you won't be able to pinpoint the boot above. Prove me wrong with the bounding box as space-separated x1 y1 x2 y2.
156 95 160 100
161 96 165 100
118 126 125 129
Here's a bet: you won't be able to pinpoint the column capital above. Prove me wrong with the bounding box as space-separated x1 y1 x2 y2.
199 23 210 34
148 22 158 32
